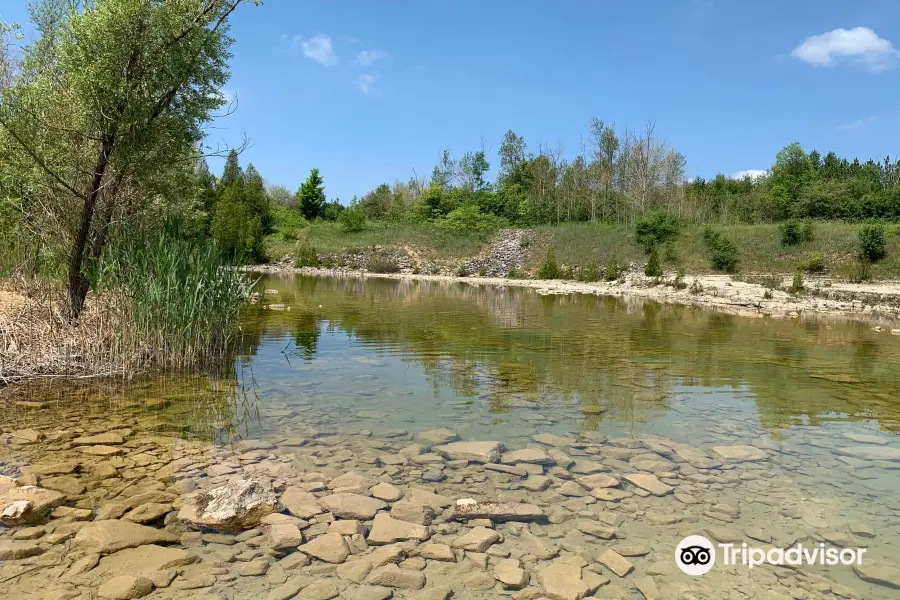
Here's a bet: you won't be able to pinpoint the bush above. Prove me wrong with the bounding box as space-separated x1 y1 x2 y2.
802 253 826 274
858 224 886 263
338 208 366 233
366 254 401 273
779 219 807 246
644 247 663 277
437 204 503 239
848 259 872 283
802 221 815 243
604 258 620 282
579 262 599 283
294 242 319 268
210 189 265 263
507 267 526 279
456 264 468 277
537 247 561 280
663 242 678 264
703 228 739 273
760 275 782 290
789 270 805 295
636 211 679 252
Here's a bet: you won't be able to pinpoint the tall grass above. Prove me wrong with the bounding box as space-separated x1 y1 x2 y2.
96 222 253 372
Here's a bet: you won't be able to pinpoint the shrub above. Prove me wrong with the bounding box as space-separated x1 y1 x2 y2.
507 267 526 279
636 211 679 252
537 247 561 280
779 219 805 246
366 254 401 273
338 208 366 233
789 270 805 295
294 242 319 268
437 204 503 239
802 253 826 274
703 228 739 273
663 242 678 264
763 289 773 299
456 264 468 277
672 271 687 290
644 247 663 277
848 259 872 283
760 275 782 290
604 258 620 282
801 221 815 243
559 265 575 280
210 189 265 263
689 279 703 294
858 224 886 263
478 266 487 277
579 262 599 283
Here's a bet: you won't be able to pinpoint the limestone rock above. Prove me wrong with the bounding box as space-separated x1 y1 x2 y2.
282 487 325 518
710 445 767 462
837 446 900 462
435 441 503 463
622 474 672 496
451 499 545 522
318 493 387 520
366 564 426 590
93 544 197 577
0 485 66 525
122 503 171 524
299 532 350 564
402 488 452 509
598 549 634 577
854 562 900 589
267 522 303 550
370 482 403 502
178 479 277 530
73 520 179 554
576 473 619 490
576 520 617 539
72 433 124 446
451 526 500 552
501 448 555 465
416 429 460 445
537 562 588 600
493 557 529 589
336 560 373 583
417 543 455 562
0 540 45 560
367 513 430 545
97 575 154 600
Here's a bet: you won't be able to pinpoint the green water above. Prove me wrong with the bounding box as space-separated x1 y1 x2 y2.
4 273 900 599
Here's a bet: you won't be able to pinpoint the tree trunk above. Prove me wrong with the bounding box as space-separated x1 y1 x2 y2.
66 137 114 320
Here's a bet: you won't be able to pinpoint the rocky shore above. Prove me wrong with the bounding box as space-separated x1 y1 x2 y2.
1 398 898 600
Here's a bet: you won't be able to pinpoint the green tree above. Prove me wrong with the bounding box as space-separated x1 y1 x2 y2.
243 163 271 232
220 149 243 189
0 0 257 318
297 168 326 220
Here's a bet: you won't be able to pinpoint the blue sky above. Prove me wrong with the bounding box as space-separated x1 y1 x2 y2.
4 1 899 202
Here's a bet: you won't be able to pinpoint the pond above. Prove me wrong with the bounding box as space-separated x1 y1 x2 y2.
2 273 900 599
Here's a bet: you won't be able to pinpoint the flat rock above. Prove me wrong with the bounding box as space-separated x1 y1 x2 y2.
623 474 672 496
501 448 555 465
72 433 125 446
409 585 451 600
97 575 154 599
282 487 325 518
416 429 460 445
0 485 66 525
299 532 350 563
854 563 900 589
79 445 124 456
576 473 619 490
452 499 545 522
123 503 171 524
390 501 435 525
318 493 387 520
493 558 529 589
11 429 44 444
178 479 277 530
367 513 430 545
435 441 503 463
576 520 617 539
370 482 403 502
533 433 576 447
451 526 500 552
298 577 341 599
345 585 392 600
0 540 45 560
537 562 588 600
417 543 455 562
485 463 528 477
598 549 634 577
268 522 304 549
836 446 900 462
94 544 197 576
710 445 767 462
569 460 607 475
73 520 178 554
336 560 373 583
402 488 453 509
366 564 426 590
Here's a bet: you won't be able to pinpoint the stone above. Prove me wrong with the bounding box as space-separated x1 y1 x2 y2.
598 549 633 577
0 540 45 560
370 482 403 502
502 448 555 465
329 472 375 491
268 522 303 549
123 503 171 524
494 558 529 589
575 520 617 539
11 429 44 444
346 585 392 600
267 577 314 600
854 562 900 589
402 488 452 509
97 575 154 599
622 474 672 496
0 485 66 525
329 519 365 536
710 445 767 461
570 460 606 475
12 526 45 540
485 463 528 477
73 520 178 554
592 488 632 501
523 475 551 491
837 446 900 462
451 526 500 552
282 487 326 518
417 543 455 562
557 481 588 497
635 576 661 600
318 493 387 520
366 564 426 590
178 479 277 530
364 544 406 567
533 433 576 447
537 562 588 600
299 532 350 563
451 499 545 522
410 585 451 600
435 441 503 463
389 502 434 526
93 544 197 577
235 559 270 576
463 571 496 591
298 578 341 600
337 560 373 583
576 473 619 490
416 429 460 445
79 445 124 456
421 469 445 482
368 513 430 545
72 432 125 446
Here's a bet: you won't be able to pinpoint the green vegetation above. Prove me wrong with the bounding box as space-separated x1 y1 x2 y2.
779 219 815 246
701 227 739 272
789 271 806 295
537 247 561 280
858 224 887 263
636 211 680 252
644 247 663 277
294 243 319 268
366 253 401 274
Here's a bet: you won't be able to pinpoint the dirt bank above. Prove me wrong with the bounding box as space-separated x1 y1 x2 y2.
246 263 900 327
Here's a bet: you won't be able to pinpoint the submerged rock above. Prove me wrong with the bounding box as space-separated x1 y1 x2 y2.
434 441 503 463
72 520 179 554
177 479 277 531
451 499 545 522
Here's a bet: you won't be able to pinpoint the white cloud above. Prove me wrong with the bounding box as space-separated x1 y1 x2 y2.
792 27 899 71
301 34 338 66
731 169 768 180
837 115 879 131
356 49 389 66
355 74 377 94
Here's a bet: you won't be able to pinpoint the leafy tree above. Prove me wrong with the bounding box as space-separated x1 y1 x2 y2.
220 149 243 189
460 150 490 191
296 168 326 220
338 202 366 232
320 199 345 221
243 163 271 232
210 184 263 262
858 225 886 263
635 210 679 252
360 183 393 219
0 0 257 318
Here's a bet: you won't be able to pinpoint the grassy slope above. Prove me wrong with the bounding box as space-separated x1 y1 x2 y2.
267 221 900 280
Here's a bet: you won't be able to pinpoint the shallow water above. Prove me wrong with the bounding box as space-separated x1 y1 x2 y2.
3 274 900 599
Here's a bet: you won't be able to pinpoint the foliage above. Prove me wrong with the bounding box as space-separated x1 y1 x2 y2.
635 211 679 252
297 168 327 220
858 224 887 263
437 204 504 239
366 253 401 273
848 259 872 283
537 247 561 279
294 242 319 268
456 264 468 277
604 258 621 281
210 184 264 263
703 228 739 272
644 246 663 277
789 270 805 295
779 219 814 246
339 205 366 233
579 261 599 282
802 253 826 274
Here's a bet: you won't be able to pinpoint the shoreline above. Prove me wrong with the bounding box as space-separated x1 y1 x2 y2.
246 264 900 327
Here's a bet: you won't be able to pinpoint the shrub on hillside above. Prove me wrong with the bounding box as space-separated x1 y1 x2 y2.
802 253 826 274
538 247 561 279
579 262 599 283
366 254 401 273
604 258 620 281
437 204 503 240
703 227 739 272
644 247 663 277
858 224 886 263
635 211 680 252
779 219 814 246
210 190 264 263
294 242 319 268
338 207 366 233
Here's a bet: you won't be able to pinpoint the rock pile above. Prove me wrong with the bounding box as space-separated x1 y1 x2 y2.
465 229 534 277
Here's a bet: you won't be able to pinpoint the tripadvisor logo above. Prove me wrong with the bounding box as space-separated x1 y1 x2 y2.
675 535 867 576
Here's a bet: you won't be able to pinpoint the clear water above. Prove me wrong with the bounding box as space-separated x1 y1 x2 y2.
4 273 900 599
